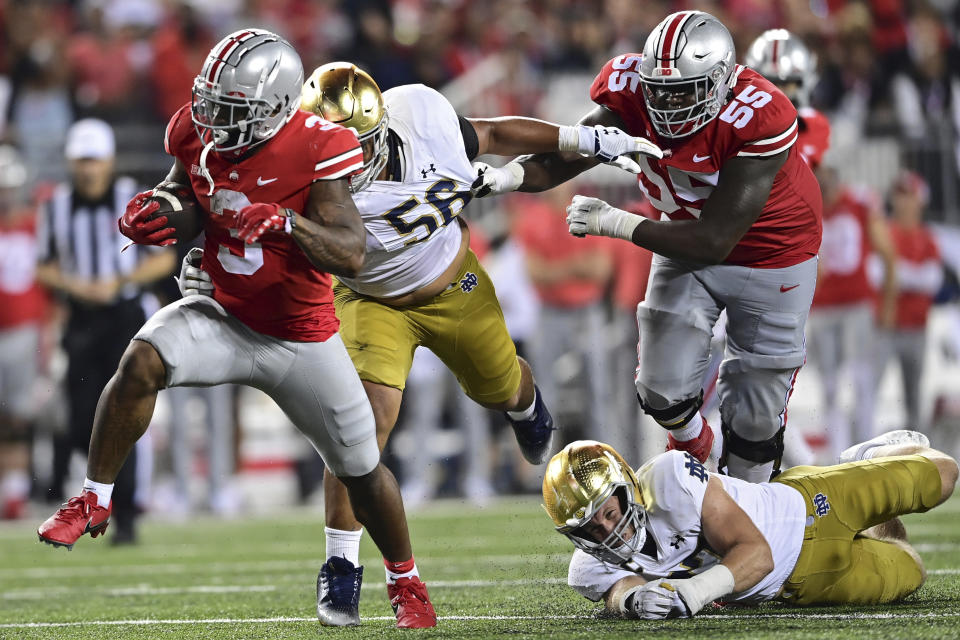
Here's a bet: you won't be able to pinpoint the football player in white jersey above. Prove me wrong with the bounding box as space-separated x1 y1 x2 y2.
179 62 662 627
543 432 957 619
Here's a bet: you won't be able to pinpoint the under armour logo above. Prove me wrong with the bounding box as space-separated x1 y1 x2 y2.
420 163 436 179
669 533 685 549
813 492 830 517
460 272 479 293
683 454 708 482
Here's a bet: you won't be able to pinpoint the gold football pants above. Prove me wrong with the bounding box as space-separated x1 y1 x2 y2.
334 250 521 404
775 455 942 605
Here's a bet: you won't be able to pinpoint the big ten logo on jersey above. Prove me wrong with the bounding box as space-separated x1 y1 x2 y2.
381 180 471 247
209 189 263 275
719 86 773 129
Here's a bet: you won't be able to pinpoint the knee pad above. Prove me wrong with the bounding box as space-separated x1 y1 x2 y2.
638 390 703 430
718 421 785 480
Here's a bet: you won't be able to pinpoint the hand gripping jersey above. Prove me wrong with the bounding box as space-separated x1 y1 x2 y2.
813 187 879 308
796 107 831 171
164 105 363 340
336 84 475 298
590 58 822 268
567 450 806 605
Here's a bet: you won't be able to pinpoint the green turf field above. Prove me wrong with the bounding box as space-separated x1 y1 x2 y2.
2 495 959 639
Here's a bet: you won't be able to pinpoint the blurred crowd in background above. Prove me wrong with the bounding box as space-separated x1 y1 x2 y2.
1 0 960 534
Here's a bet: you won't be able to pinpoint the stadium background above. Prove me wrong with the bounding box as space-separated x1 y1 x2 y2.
1 0 959 528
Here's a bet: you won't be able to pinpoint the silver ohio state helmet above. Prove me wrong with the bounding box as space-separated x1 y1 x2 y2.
192 28 304 153
744 29 817 105
639 11 736 139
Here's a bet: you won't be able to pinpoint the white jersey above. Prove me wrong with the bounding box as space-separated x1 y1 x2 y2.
336 84 476 298
567 451 806 605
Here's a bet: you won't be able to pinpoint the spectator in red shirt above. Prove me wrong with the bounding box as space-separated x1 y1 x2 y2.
874 171 943 430
513 182 617 448
0 145 48 519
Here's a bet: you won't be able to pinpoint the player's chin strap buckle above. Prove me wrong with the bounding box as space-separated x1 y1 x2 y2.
717 422 785 480
637 390 704 430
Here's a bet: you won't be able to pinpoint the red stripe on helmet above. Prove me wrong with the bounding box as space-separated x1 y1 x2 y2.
658 12 692 71
771 39 780 73
206 31 256 84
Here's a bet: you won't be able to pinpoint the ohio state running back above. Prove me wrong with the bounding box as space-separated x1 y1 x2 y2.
472 10 823 482
38 28 432 630
163 103 359 339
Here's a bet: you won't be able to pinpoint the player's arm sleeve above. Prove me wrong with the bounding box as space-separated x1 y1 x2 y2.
458 116 480 160
312 126 365 182
567 549 638 602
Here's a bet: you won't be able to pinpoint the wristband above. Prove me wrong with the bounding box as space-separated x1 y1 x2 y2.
557 125 597 156
606 206 645 241
673 565 735 615
500 161 525 192
284 208 297 234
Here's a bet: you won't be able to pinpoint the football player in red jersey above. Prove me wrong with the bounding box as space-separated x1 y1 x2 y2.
473 11 823 483
744 29 830 171
746 29 899 458
37 29 435 629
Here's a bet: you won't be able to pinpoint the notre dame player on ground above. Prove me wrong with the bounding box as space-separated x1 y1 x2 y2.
178 62 663 626
541 431 957 619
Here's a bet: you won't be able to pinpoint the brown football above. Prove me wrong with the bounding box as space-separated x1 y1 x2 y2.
146 182 205 244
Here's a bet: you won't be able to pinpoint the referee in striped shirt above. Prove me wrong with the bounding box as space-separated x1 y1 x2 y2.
36 119 175 544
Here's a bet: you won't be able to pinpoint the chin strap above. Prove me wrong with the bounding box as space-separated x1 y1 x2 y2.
198 138 217 197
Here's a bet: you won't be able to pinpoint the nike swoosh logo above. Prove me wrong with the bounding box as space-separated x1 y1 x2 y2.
692 154 711 162
257 176 278 186
780 284 800 292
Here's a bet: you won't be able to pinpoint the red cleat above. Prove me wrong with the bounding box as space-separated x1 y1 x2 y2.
666 420 715 463
37 491 111 550
387 576 437 629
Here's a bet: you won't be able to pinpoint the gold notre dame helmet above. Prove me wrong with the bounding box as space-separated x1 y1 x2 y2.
543 440 648 566
302 62 389 193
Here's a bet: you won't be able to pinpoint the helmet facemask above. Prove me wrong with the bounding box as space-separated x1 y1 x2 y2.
641 62 730 139
191 77 294 154
561 485 649 568
349 109 389 193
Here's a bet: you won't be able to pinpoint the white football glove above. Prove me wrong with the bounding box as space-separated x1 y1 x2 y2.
470 161 525 198
558 124 663 174
175 247 214 297
566 194 644 241
622 580 689 620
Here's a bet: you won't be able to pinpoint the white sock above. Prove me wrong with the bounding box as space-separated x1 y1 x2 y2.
507 390 537 421
384 558 420 584
82 478 114 508
325 526 363 567
671 412 704 442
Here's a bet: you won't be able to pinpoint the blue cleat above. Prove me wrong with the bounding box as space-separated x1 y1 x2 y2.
317 556 363 626
506 386 556 464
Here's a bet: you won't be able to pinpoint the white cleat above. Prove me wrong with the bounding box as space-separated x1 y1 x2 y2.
838 430 930 464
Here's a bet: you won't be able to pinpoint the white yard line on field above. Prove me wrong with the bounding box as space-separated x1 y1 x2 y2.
4 611 960 629
1 578 568 600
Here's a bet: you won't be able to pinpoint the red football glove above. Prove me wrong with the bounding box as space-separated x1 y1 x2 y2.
236 202 291 244
118 190 176 246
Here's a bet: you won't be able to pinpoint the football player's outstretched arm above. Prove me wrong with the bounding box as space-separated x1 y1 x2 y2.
290 178 366 277
567 150 786 264
514 106 628 191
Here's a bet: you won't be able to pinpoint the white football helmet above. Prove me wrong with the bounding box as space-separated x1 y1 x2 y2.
639 11 736 139
192 28 304 153
744 29 817 106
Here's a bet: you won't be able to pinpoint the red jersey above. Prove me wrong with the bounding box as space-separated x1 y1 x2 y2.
590 60 822 268
890 223 941 329
813 187 878 307
515 195 612 308
796 107 831 171
164 105 363 341
0 210 48 329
